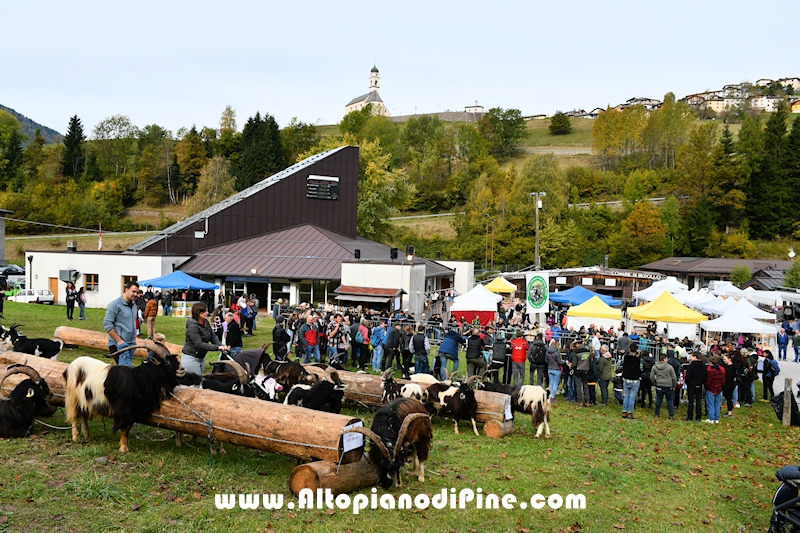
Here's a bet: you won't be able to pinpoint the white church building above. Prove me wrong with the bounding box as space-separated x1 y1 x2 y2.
345 66 390 116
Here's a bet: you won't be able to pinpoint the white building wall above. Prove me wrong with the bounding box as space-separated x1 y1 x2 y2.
436 260 475 296
27 251 191 308
340 262 427 317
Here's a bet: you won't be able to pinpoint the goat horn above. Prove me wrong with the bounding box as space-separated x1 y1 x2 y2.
394 413 430 456
112 344 143 362
381 368 394 380
324 366 342 385
211 360 249 385
341 426 391 460
479 371 489 382
448 371 459 382
0 365 42 401
465 375 479 386
141 339 171 360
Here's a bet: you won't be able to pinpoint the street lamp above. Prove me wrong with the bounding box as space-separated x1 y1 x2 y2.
530 192 546 270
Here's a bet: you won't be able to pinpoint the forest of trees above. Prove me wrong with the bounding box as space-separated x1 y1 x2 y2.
1 94 799 271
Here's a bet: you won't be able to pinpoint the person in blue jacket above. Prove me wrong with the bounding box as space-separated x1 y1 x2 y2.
437 329 465 380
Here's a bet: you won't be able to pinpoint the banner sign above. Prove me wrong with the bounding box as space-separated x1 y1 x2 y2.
526 271 550 317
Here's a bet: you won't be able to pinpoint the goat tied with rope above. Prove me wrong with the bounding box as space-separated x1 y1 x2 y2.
64 340 184 453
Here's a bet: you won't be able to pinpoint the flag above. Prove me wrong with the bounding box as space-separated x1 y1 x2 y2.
98 224 103 251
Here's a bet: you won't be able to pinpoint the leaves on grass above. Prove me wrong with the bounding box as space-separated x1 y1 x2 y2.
131 503 141 511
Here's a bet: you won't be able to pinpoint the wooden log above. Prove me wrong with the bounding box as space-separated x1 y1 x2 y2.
288 458 381 496
783 377 794 427
53 326 184 358
0 352 364 463
304 366 514 438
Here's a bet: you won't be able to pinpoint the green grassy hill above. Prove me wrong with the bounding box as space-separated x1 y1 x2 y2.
0 104 62 144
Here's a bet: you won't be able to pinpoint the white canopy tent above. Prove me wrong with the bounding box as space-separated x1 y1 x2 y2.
727 297 776 321
700 312 777 334
633 276 688 301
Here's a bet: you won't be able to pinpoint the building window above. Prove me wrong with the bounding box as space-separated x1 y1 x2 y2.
122 276 138 293
85 274 99 291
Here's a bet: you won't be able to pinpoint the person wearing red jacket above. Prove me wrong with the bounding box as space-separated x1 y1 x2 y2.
704 355 726 423
509 332 529 387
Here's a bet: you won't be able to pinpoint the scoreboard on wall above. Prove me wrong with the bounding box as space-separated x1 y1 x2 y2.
306 175 340 200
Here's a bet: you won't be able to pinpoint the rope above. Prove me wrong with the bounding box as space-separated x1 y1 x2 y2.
34 419 72 430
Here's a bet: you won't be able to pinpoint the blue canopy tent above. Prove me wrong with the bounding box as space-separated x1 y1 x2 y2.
548 286 621 306
136 270 219 290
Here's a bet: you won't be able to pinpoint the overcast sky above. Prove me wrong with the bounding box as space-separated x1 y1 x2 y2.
2 1 796 136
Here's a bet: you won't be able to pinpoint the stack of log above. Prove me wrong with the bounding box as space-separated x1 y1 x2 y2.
53 326 184 358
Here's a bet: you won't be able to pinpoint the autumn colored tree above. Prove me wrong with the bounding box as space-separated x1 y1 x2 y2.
610 201 667 268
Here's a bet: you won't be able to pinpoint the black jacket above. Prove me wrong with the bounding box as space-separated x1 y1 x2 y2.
465 334 485 361
621 353 642 380
273 324 290 357
385 327 401 351
685 360 707 387
226 320 243 349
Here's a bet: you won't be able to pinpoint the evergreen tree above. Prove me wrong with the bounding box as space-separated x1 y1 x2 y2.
62 115 86 179
750 103 788 237
720 124 734 155
549 111 572 135
175 126 208 197
236 112 286 190
0 110 24 191
683 198 715 256
786 116 800 217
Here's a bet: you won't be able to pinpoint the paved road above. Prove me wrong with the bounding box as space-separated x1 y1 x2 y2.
522 146 593 155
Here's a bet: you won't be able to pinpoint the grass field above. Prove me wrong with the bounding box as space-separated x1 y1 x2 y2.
0 301 796 532
523 118 595 148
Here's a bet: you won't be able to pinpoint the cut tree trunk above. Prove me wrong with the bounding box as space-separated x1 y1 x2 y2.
53 326 184 357
288 458 381 496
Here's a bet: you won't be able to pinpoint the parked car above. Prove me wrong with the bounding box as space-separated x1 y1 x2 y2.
0 264 26 286
12 289 55 304
3 280 25 297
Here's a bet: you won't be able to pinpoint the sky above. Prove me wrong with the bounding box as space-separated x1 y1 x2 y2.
2 1 796 137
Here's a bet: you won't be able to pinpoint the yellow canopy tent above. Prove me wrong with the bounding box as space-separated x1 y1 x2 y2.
567 296 622 319
627 291 708 324
485 276 517 294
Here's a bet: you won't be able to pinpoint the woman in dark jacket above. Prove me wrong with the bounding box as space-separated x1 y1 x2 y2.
272 316 291 361
438 329 464 380
182 302 228 375
684 352 707 421
721 352 736 418
223 312 243 356
621 349 642 419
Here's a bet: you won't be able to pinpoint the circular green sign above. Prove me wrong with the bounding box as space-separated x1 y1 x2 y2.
527 275 548 309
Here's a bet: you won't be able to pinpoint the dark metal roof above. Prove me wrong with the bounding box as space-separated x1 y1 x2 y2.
640 257 794 275
178 224 454 281
346 91 384 107
127 146 355 254
745 269 786 290
335 286 405 297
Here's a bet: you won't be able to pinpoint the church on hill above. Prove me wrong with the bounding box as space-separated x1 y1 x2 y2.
345 65 390 117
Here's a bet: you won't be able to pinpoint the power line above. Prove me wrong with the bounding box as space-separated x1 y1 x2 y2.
0 216 101 233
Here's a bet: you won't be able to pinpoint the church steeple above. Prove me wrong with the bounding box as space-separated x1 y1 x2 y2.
369 65 380 93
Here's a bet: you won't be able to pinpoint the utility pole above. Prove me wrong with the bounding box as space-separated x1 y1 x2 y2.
530 192 546 270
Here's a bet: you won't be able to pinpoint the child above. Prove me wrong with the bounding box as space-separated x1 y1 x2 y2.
612 369 624 405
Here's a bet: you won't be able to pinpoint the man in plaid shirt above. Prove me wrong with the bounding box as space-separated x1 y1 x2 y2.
327 313 350 365
704 355 726 423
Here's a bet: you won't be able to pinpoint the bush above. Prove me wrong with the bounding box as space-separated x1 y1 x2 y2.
549 111 572 135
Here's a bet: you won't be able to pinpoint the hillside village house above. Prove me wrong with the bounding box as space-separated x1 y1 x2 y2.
791 99 800 113
23 147 470 317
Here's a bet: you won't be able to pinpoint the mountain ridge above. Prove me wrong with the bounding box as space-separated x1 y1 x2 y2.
0 104 62 145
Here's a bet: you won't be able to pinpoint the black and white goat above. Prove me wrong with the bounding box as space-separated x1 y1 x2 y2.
64 340 184 453
343 398 432 489
0 364 57 438
380 369 424 403
424 375 480 436
513 385 551 437
283 367 346 413
474 376 552 437
1 325 63 360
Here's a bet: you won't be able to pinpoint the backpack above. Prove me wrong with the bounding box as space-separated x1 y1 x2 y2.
531 343 547 365
355 330 364 344
304 327 318 346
